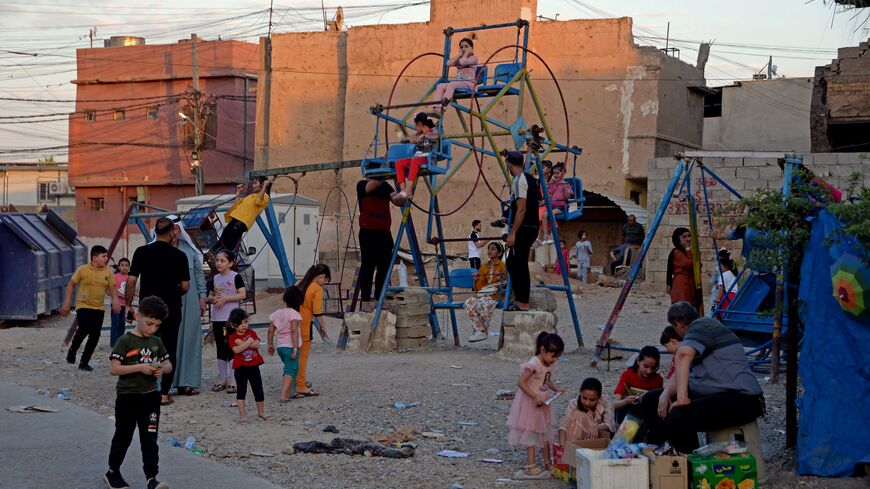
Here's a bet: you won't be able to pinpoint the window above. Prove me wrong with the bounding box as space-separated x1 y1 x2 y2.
38 182 52 202
113 110 125 121
88 197 105 211
704 88 723 118
146 107 159 120
84 110 97 122
629 190 641 205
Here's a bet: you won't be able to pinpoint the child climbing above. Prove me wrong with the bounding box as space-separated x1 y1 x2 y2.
507 332 566 479
267 285 304 402
228 308 268 423
396 112 439 199
558 377 615 444
430 37 478 116
207 250 245 393
613 345 663 423
538 162 573 245
213 177 271 254
571 230 593 283
464 242 506 343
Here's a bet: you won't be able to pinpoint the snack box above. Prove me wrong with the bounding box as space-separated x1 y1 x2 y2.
688 452 758 489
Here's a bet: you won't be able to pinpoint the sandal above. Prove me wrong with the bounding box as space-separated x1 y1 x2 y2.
298 390 319 397
227 385 237 394
160 396 173 406
290 393 306 399
513 464 550 480
179 387 200 396
211 383 227 392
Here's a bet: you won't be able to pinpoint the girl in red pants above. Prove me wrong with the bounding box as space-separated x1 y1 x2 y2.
395 112 439 199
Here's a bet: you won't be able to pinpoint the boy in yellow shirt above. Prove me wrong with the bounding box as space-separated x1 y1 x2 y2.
213 177 271 253
61 245 120 371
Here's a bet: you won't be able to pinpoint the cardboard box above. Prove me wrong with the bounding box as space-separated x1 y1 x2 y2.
552 444 575 482
688 452 758 489
563 438 610 468
647 454 688 489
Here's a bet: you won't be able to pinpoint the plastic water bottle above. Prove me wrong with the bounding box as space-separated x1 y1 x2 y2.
398 262 409 287
56 388 70 400
184 436 196 450
164 437 182 447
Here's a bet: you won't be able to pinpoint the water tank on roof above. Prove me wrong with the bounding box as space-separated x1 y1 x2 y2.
104 36 145 47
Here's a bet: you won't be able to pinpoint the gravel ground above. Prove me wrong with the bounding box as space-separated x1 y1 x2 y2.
1 283 865 489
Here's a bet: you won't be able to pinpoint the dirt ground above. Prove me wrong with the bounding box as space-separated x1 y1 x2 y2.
1 283 865 489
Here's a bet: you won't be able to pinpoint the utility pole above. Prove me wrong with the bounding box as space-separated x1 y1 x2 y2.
268 0 274 37
191 33 205 196
767 55 773 80
256 36 272 171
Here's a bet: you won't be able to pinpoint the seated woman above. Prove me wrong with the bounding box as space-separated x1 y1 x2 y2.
430 38 479 117
395 113 439 199
464 242 506 343
213 177 271 254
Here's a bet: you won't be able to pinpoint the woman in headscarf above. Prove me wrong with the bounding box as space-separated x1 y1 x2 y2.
666 227 695 304
168 217 207 395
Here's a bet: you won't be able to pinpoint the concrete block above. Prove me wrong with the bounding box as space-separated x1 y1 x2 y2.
814 153 837 165
758 165 783 179
721 158 744 167
743 179 768 191
836 153 867 165
529 288 557 312
388 287 429 305
387 302 431 317
832 164 864 178
345 311 396 353
395 324 432 339
735 167 760 179
396 337 432 350
395 314 430 330
498 311 557 362
710 167 736 180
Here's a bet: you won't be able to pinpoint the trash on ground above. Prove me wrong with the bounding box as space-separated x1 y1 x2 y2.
489 331 500 336
393 401 420 409
165 437 183 447
485 448 500 454
292 438 414 458
36 388 49 396
437 450 470 458
56 388 71 400
250 451 274 457
221 401 238 408
189 448 207 455
184 436 196 450
457 421 480 427
323 425 340 434
374 426 420 444
6 405 59 413
421 431 444 438
480 458 504 463
450 483 464 489
450 365 462 369
495 389 515 400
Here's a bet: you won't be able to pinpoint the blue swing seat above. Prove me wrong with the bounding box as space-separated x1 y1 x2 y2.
554 177 585 221
716 272 789 337
362 139 453 180
452 63 522 99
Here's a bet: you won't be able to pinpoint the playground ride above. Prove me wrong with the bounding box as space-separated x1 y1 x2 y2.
358 19 585 350
590 151 805 371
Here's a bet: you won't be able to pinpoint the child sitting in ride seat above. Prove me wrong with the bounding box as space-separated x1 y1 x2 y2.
538 162 572 245
395 112 439 199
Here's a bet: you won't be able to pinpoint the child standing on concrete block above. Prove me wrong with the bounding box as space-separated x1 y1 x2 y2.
61 245 120 371
267 285 304 402
228 308 268 423
507 332 566 479
104 296 171 489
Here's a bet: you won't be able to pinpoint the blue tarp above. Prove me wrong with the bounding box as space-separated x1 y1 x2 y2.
797 209 870 476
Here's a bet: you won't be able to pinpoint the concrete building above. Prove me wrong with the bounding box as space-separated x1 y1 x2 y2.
257 0 706 258
703 78 813 152
68 36 257 255
811 39 870 152
0 161 75 222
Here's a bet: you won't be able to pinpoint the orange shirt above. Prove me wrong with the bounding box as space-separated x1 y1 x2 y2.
300 282 324 341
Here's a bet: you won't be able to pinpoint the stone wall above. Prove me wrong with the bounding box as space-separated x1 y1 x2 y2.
645 153 870 290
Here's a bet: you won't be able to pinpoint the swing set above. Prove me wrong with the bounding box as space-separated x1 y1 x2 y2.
590 151 802 369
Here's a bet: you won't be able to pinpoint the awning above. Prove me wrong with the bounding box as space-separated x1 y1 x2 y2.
579 190 648 226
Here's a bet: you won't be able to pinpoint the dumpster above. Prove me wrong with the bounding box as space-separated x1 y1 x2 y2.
0 210 86 320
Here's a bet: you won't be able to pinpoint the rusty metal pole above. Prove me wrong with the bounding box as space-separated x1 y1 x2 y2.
770 271 784 383
191 33 205 196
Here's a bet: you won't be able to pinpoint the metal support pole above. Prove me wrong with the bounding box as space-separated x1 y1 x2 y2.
592 160 687 364
534 155 583 346
191 33 205 196
107 202 135 258
405 211 441 339
686 173 704 311
257 201 295 286
433 196 459 345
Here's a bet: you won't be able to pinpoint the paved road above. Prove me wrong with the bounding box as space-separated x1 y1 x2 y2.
0 381 283 489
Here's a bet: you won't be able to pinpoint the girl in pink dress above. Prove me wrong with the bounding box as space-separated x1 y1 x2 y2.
507 332 566 478
430 38 479 116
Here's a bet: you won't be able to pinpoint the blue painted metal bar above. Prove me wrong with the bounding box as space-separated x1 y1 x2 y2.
700 165 725 306
592 160 688 363
450 21 524 34
135 216 152 241
533 155 584 346
432 196 459 344
700 165 743 200
405 212 442 339
258 202 294 286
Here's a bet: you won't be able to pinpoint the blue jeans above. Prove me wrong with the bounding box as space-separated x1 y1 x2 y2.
110 306 126 347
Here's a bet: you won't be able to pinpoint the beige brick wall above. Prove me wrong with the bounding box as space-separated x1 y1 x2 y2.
645 153 870 292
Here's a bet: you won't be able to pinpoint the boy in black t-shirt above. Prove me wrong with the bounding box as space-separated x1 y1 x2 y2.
105 296 173 489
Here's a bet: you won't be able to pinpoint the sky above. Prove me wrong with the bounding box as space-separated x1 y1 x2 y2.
1 0 867 161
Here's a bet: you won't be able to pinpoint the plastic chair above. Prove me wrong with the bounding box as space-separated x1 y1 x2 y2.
707 420 767 485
